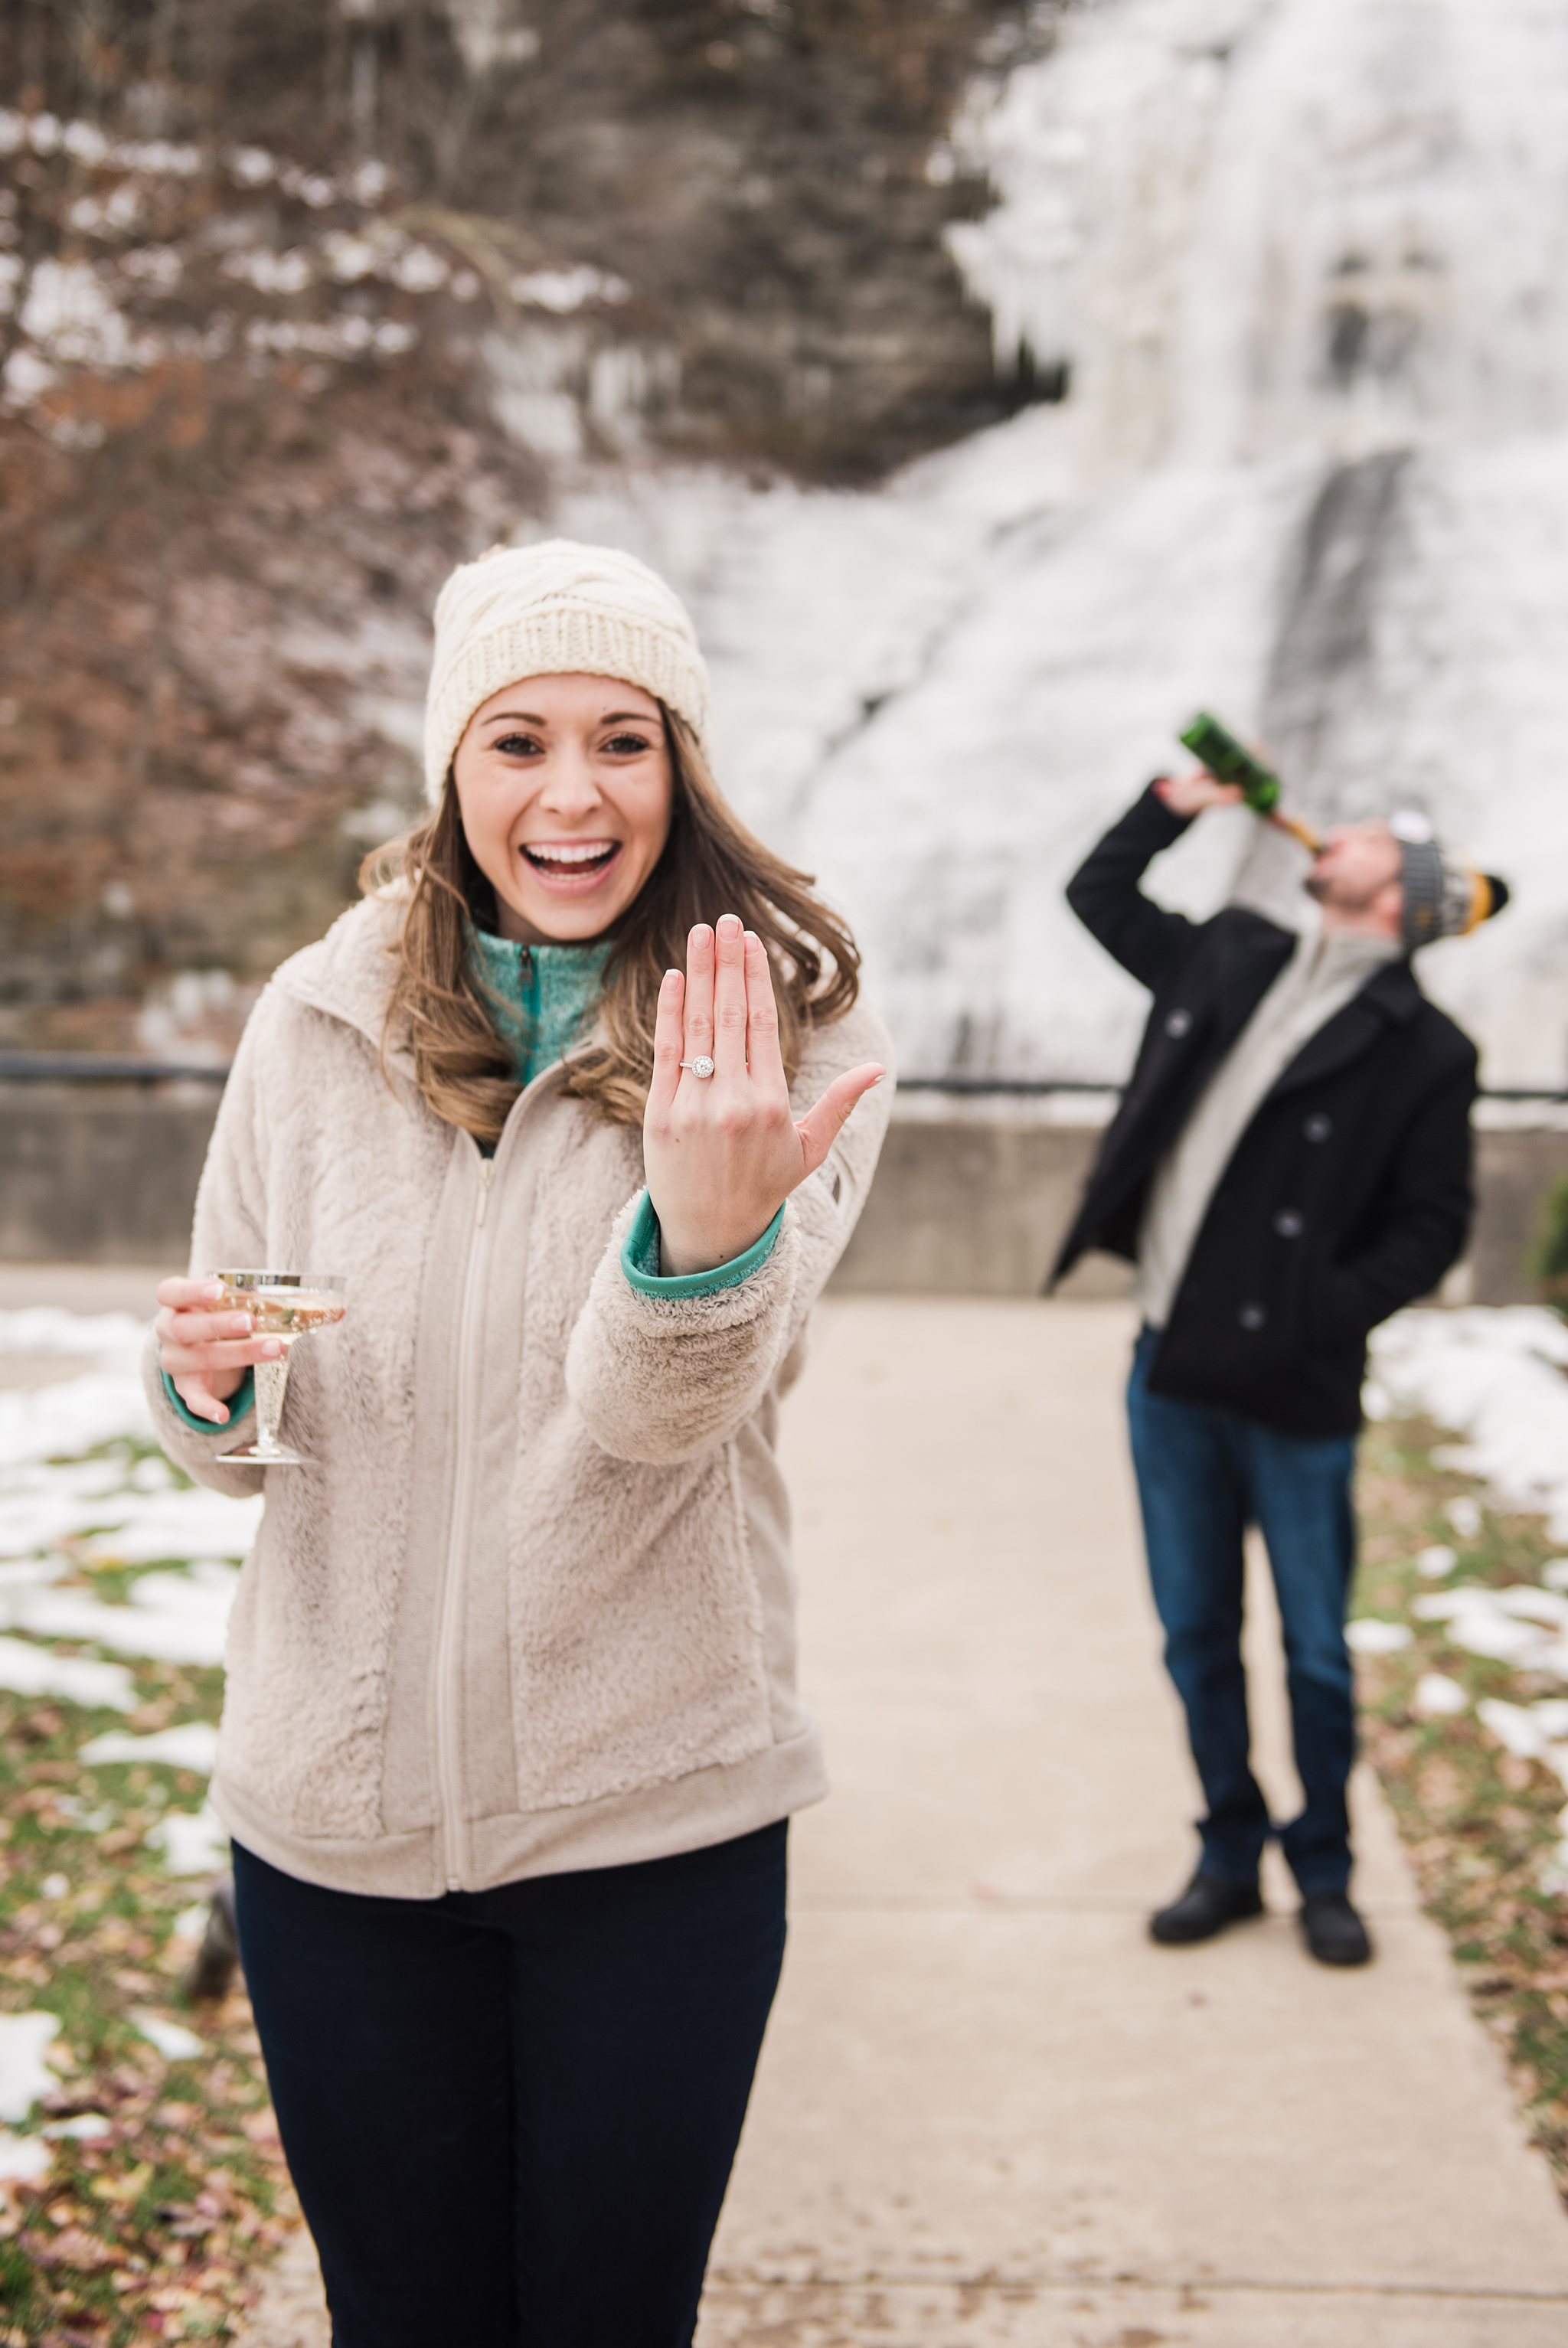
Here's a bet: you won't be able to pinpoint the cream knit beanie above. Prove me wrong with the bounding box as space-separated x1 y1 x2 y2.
422 538 712 802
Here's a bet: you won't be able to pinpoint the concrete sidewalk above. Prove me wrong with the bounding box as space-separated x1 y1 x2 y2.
694 1298 1568 2346
222 1298 1568 2345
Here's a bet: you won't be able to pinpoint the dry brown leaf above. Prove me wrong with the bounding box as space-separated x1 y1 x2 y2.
31 2225 119 2271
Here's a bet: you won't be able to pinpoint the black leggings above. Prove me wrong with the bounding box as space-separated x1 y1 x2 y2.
232 1824 788 2348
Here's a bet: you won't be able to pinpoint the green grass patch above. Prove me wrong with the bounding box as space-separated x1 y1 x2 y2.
0 1447 292 2345
1356 1414 1568 2198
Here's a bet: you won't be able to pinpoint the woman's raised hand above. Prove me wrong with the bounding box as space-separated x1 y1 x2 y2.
154 1277 286 1426
645 916 884 1279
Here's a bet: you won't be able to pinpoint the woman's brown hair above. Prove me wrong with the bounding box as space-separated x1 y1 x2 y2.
360 708 861 1140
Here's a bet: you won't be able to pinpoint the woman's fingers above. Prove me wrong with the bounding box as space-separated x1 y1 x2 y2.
161 1335 279 1372
156 1275 227 1311
682 923 716 1079
157 1289 283 1395
155 1301 282 1354
170 1373 234 1427
162 1305 257 1344
648 965 686 1118
152 1272 268 1425
743 929 787 1093
710 914 749 1076
793 1063 886 1180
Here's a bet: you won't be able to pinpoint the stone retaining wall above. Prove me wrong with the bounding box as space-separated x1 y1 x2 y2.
2 1087 1563 1304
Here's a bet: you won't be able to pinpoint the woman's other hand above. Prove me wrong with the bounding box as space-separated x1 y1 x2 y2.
154 1276 285 1426
645 916 884 1279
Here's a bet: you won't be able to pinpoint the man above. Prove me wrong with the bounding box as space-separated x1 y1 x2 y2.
1054 765 1509 1966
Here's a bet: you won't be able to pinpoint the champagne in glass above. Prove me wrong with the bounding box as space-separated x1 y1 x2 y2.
211 1270 346 1467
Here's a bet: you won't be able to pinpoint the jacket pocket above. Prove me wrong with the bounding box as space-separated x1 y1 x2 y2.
508 1434 773 1814
1308 1259 1373 1352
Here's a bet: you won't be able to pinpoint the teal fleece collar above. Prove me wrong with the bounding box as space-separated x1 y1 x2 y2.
468 927 611 1087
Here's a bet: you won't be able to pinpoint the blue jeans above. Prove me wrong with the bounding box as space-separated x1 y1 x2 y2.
234 1823 787 2348
1125 1330 1357 1895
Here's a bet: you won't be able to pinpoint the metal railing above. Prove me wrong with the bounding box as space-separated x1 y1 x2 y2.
1 1054 1565 1104
902 1079 1568 1102
894 1075 1118 1096
0 1053 231 1085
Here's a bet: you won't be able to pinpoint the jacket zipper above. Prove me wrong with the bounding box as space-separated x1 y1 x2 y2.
434 1153 494 1890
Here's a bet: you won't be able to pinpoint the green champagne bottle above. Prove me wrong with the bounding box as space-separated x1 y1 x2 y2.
1178 712 1280 813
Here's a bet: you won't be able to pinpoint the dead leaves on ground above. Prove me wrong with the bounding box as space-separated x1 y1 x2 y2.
0 1658 291 2343
1357 1416 1568 2196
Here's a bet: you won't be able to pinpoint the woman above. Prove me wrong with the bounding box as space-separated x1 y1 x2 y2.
149 540 892 2346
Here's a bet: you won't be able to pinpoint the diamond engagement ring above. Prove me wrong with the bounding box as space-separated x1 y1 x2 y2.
681 1056 716 1079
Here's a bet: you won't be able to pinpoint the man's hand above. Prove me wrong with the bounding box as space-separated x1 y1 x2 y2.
1154 769 1246 818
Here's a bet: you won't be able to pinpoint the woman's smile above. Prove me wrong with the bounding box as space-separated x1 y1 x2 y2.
518 836 625 891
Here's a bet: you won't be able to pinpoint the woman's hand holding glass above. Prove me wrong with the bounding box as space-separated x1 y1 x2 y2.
645 914 884 1279
154 1278 288 1426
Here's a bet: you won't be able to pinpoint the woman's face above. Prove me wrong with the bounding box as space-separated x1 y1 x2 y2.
452 673 675 945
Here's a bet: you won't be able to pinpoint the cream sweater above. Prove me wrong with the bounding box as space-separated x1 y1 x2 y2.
142 895 893 1898
1135 926 1400 1329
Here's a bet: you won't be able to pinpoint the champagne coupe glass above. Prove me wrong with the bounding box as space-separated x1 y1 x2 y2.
211 1270 346 1467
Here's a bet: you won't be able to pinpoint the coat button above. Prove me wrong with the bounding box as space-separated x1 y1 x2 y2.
1238 1302 1267 1331
1304 1112 1332 1141
1165 1008 1194 1037
1274 1209 1305 1238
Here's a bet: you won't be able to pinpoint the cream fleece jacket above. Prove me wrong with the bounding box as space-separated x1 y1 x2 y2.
142 895 893 1899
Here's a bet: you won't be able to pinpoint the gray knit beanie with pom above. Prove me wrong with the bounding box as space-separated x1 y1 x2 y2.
1390 812 1511 949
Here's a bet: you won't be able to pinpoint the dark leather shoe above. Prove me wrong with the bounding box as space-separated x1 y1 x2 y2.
1149 1867 1263 1945
1298 1890 1373 1967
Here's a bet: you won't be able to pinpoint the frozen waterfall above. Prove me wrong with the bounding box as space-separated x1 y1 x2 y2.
554 0 1568 1089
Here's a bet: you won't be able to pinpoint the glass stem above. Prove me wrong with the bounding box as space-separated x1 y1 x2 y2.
254 1355 292 1456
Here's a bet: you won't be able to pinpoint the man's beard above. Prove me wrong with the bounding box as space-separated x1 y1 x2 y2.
1303 866 1380 914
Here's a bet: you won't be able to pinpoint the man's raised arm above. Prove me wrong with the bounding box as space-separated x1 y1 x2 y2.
1066 772 1243 993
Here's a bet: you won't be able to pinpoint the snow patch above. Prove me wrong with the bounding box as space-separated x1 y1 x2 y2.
1413 1583 1568 1677
1369 1310 1568 1540
0 2013 60 2123
0 1308 147 1360
0 1637 133 1711
0 2134 52 2183
511 265 629 312
1478 1697 1568 1781
129 2011 204 2062
80 1722 220 1775
147 1803 230 1876
0 1563 239 1667
1345 1618 1413 1655
0 1372 153 1470
44 2113 111 2142
1413 1673 1468 1716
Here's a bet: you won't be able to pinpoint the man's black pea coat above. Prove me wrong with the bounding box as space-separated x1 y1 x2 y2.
1051 788 1478 1438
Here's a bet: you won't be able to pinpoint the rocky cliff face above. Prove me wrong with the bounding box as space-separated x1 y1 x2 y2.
0 0 1060 1053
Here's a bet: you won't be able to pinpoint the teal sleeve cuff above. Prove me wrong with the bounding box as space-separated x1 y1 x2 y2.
161 1367 254 1432
620 1192 785 1298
